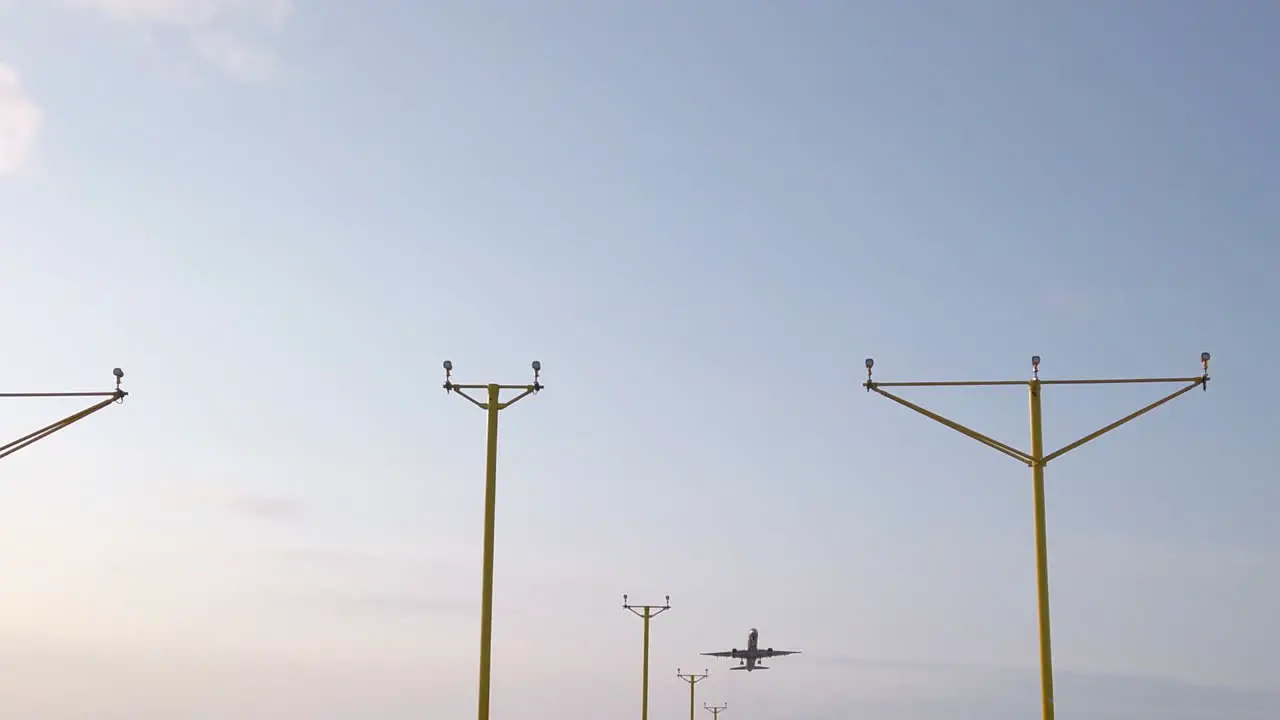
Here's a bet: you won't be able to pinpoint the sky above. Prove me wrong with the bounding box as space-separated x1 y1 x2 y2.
1 1 1278 718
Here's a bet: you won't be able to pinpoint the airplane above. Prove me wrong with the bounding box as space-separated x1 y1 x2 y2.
701 628 800 671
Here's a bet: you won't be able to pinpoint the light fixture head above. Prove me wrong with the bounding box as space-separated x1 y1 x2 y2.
532 360 541 372
443 360 453 371
112 368 124 379
1201 352 1211 363
864 358 874 369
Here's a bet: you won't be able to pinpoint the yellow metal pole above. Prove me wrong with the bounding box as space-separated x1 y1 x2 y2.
442 360 544 720
1029 377 1055 720
642 607 652 720
624 595 671 720
704 702 727 720
476 384 501 720
861 354 1213 720
677 668 709 720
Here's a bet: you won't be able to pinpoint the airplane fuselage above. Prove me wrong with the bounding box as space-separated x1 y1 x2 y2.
744 628 760 670
737 628 767 671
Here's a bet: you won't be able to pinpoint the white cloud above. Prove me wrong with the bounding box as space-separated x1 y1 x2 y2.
191 31 281 84
64 0 292 27
59 0 292 83
0 63 42 178
216 492 299 520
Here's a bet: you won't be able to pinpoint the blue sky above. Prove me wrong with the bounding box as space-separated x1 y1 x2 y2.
1 1 1277 718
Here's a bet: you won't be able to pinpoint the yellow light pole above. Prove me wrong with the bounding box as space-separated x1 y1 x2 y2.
676 668 710 720
623 594 671 720
862 352 1212 720
443 360 544 720
1 368 129 461
703 701 728 720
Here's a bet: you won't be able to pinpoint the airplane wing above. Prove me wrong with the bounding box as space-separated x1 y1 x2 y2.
700 650 740 659
757 649 800 658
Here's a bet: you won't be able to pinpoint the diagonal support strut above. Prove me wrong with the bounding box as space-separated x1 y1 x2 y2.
1 369 128 463
868 385 1032 465
1043 378 1205 464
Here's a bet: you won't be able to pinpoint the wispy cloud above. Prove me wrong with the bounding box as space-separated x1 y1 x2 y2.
189 31 280 83
216 545 482 619
217 493 300 521
315 591 475 617
64 0 292 27
1042 283 1128 323
0 63 42 177
57 0 293 83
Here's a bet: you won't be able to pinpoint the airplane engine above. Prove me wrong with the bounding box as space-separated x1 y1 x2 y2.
767 648 773 653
